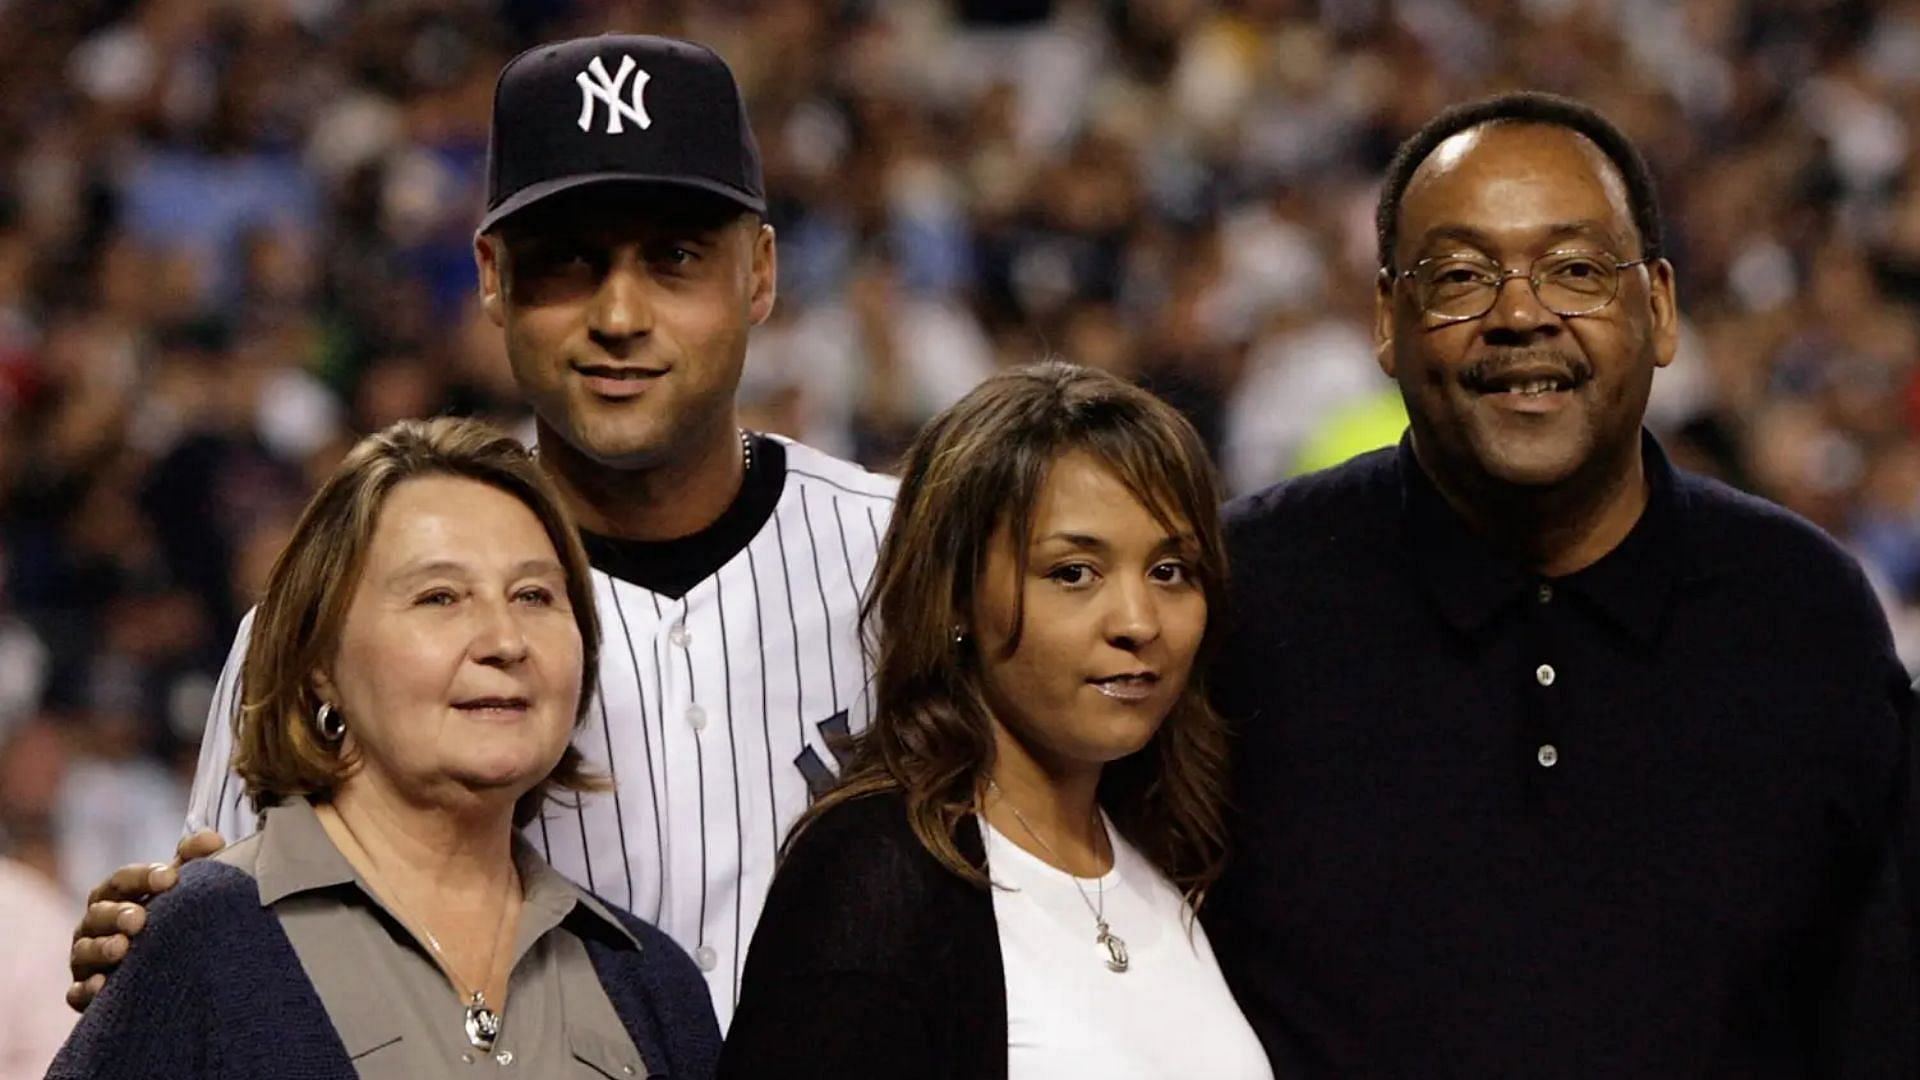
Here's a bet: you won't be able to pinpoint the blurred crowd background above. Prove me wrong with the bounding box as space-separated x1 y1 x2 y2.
1 0 1919 1006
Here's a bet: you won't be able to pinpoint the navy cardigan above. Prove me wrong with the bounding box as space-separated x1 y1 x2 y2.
48 860 721 1079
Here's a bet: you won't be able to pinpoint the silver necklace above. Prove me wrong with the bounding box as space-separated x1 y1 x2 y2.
341 819 515 1052
532 429 752 472
988 780 1130 973
417 911 511 1052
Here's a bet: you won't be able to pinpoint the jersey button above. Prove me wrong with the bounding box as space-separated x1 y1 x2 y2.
686 705 707 731
1537 744 1559 768
1534 663 1556 687
668 623 690 648
694 945 718 971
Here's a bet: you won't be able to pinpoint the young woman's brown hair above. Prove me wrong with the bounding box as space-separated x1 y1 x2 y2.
794 360 1231 903
233 416 605 827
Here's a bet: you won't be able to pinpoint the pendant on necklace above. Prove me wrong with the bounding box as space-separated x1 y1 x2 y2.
1096 921 1130 973
464 992 502 1051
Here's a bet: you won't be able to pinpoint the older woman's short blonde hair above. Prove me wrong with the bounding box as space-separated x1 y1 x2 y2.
233 416 604 827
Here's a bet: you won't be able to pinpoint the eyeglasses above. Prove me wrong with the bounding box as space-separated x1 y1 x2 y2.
1390 250 1652 324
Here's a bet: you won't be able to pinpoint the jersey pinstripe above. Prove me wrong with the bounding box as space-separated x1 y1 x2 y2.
185 437 896 1030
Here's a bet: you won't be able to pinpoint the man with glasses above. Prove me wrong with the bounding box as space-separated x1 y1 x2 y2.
1206 92 1916 1077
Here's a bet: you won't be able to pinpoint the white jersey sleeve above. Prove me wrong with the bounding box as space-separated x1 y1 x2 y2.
183 608 260 841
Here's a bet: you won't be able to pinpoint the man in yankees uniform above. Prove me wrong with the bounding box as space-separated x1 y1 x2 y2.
67 34 895 1029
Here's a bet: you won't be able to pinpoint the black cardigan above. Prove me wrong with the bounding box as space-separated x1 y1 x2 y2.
719 792 1008 1080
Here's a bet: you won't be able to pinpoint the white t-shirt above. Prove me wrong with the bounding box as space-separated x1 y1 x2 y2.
980 815 1274 1080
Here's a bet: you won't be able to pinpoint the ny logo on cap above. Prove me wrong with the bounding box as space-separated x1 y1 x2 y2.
576 55 651 134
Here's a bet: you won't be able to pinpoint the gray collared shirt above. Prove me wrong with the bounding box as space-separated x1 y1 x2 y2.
214 798 651 1079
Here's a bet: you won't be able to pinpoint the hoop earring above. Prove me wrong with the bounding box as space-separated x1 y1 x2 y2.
315 702 346 743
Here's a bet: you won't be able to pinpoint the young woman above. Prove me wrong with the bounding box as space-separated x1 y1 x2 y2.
721 362 1272 1079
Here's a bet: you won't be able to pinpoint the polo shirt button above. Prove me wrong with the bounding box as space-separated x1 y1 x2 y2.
687 704 707 731
695 945 718 971
1538 744 1559 768
1537 583 1554 604
1535 663 1556 687
669 623 690 648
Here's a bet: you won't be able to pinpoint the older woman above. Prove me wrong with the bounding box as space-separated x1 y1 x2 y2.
50 417 718 1079
721 363 1272 1079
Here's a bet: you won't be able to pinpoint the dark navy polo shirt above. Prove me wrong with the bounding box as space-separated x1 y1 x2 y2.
1207 432 1915 1079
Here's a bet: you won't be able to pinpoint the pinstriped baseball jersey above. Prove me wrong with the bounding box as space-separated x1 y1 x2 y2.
185 435 895 1030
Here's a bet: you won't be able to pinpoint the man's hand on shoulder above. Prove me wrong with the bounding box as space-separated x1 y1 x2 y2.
66 830 225 1012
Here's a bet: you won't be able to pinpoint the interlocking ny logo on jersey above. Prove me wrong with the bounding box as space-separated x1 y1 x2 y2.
795 710 854 799
576 55 651 134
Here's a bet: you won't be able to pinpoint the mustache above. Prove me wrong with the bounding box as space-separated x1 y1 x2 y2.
1460 348 1593 390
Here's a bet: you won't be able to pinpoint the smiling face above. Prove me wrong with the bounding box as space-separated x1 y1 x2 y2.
476 186 776 470
1376 122 1678 492
970 451 1208 780
315 474 584 812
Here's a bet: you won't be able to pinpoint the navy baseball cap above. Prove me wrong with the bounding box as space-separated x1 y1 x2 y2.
479 34 765 234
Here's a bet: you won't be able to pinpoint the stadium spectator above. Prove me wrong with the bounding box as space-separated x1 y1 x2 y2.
0 854 74 1080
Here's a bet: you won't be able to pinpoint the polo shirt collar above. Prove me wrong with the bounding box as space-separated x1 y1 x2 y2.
250 796 643 952
1400 429 1686 645
1565 434 1692 644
